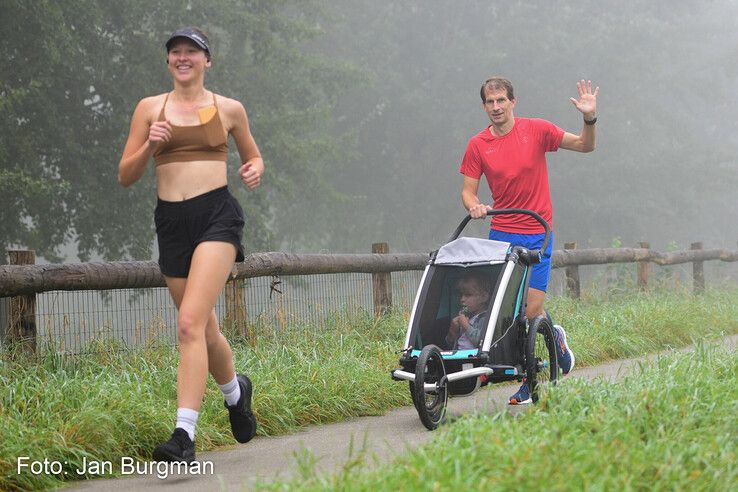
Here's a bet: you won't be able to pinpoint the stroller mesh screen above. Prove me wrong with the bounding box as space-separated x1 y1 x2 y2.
411 264 505 352
488 263 525 364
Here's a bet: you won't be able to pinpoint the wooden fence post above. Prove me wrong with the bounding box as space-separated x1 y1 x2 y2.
564 242 580 299
372 243 392 316
691 242 704 294
224 276 251 343
637 242 650 290
8 250 37 354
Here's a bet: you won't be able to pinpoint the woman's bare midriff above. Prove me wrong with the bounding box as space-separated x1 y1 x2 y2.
155 160 229 201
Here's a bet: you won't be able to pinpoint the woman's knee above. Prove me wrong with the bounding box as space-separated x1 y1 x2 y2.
177 310 206 344
203 313 221 343
205 329 226 351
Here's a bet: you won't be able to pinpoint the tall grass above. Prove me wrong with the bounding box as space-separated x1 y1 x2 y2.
259 343 738 491
1 288 737 491
1 311 407 491
549 285 738 366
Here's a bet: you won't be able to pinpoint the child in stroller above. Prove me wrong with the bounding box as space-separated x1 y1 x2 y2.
446 272 492 350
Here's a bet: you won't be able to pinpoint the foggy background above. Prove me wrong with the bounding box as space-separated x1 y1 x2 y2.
2 0 737 263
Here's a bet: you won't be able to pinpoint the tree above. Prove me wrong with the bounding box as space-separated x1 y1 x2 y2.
0 0 361 260
321 0 738 251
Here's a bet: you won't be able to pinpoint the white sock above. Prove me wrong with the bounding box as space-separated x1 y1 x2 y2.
219 374 241 407
176 408 199 441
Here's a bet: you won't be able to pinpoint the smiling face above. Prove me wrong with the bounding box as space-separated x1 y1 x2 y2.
457 277 491 316
166 38 210 83
483 88 516 132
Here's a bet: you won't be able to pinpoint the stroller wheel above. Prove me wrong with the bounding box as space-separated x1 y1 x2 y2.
526 315 559 403
413 345 448 430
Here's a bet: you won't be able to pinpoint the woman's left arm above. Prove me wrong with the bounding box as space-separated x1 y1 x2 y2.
226 98 264 189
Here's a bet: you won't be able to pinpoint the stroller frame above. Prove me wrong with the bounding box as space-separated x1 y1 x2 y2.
391 209 560 430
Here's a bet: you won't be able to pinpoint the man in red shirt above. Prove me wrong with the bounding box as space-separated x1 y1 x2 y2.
460 77 598 403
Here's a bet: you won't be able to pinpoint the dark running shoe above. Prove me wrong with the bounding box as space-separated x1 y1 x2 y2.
225 374 257 443
152 428 195 463
553 324 575 375
508 379 532 405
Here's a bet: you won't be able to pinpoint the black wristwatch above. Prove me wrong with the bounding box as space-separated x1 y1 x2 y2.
584 116 597 125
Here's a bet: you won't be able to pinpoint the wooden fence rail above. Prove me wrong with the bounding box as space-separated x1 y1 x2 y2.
0 252 426 297
2 243 737 352
2 246 737 298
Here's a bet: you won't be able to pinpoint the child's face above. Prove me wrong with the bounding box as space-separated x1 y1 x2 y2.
458 279 489 315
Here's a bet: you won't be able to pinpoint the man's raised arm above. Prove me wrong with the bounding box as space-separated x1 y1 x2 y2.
560 79 599 153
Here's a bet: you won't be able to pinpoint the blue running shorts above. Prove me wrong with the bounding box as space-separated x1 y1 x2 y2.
488 229 554 292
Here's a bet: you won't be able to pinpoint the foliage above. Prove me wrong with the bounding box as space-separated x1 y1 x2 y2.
0 0 361 261
261 344 738 491
3 1 737 259
0 309 408 490
319 0 738 252
2 289 738 490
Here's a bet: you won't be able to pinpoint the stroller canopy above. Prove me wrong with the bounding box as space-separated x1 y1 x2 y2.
434 237 510 265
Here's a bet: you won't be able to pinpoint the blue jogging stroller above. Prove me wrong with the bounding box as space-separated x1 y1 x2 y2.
391 209 559 430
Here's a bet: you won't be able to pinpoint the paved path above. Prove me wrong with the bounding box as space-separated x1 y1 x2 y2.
67 335 737 491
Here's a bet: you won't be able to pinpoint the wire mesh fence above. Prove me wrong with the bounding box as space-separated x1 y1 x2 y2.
3 246 737 355
19 271 425 354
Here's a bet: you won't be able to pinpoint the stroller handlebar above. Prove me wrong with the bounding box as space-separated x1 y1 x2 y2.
448 208 551 262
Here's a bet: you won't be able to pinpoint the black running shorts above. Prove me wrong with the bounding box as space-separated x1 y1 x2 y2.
155 186 245 278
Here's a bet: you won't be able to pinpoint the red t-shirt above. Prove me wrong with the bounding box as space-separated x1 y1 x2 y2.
460 117 564 233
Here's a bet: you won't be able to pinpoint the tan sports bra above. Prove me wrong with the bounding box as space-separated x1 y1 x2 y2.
153 92 228 166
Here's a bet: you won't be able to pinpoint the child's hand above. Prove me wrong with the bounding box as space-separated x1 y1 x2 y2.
449 316 462 338
456 310 470 331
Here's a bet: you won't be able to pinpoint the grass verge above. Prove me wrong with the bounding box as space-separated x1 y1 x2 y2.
1 287 737 490
258 342 738 491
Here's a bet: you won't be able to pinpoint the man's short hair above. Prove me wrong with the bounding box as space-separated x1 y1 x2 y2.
480 77 514 102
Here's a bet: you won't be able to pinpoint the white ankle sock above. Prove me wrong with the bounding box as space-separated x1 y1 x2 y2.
176 408 199 441
219 374 241 407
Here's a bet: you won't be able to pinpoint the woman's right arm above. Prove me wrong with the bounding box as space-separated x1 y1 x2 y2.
118 98 171 187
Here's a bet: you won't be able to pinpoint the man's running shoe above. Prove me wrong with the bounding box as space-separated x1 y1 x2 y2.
152 428 195 463
554 324 575 374
508 379 532 405
225 374 257 443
